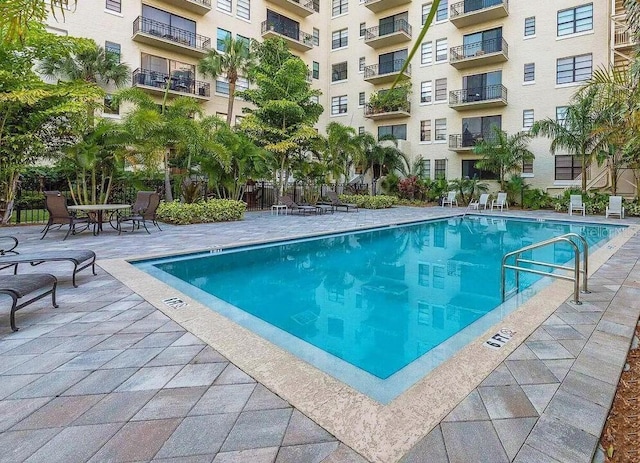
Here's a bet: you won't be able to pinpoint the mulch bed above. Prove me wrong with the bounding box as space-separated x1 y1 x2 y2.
601 324 640 462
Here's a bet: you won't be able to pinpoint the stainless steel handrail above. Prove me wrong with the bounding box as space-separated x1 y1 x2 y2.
501 233 590 305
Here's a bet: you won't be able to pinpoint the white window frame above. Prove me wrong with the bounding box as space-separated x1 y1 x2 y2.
420 80 432 103
435 118 447 141
435 38 447 62
421 41 432 65
331 95 348 115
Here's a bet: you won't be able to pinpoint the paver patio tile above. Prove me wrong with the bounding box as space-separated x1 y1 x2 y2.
73 390 157 425
166 363 227 388
513 444 562 463
221 408 293 452
400 425 449 463
478 385 538 420
189 384 255 416
520 384 559 414
5 324 59 339
213 447 278 463
557 339 585 357
0 397 51 432
108 307 156 323
281 410 335 446
441 421 508 463
48 334 111 353
554 311 599 325
492 417 537 460
0 428 61 463
172 332 206 347
571 352 624 385
479 364 518 387
115 365 183 392
89 418 181 462
526 328 553 342
215 364 255 385
244 384 289 411
82 320 135 336
147 346 206 367
543 389 608 437
12 394 103 430
101 347 164 369
154 455 215 463
442 390 489 422
0 374 41 400
505 360 558 385
0 354 38 375
275 441 339 463
525 415 598 463
4 352 78 375
542 314 565 326
120 316 172 334
525 341 574 360
132 332 185 349
506 344 537 360
56 348 123 370
98 299 144 312
89 332 149 351
323 444 370 463
155 413 239 459
2 337 68 355
8 370 90 399
62 367 139 396
40 322 99 338
541 359 574 382
134 386 207 420
559 370 617 408
24 423 122 463
0 338 30 355
74 310 118 324
191 346 228 364
156 320 187 332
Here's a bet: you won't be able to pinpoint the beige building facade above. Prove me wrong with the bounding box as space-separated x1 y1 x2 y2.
47 0 630 193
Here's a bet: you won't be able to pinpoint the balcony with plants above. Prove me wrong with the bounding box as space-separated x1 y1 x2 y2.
364 83 411 120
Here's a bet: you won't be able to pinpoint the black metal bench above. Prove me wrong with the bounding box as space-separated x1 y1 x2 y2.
0 274 58 331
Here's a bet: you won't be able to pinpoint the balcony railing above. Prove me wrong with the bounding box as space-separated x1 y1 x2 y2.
450 0 508 18
615 25 633 47
449 132 497 150
133 16 211 51
261 20 314 48
364 59 411 79
364 101 411 117
450 37 508 63
449 84 507 105
133 68 211 98
365 19 412 40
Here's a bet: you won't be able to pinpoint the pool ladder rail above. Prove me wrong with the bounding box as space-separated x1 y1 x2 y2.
501 233 590 305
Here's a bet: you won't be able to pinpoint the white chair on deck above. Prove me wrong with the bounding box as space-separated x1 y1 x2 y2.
492 192 508 211
606 196 625 219
442 191 458 208
470 193 490 210
568 195 585 216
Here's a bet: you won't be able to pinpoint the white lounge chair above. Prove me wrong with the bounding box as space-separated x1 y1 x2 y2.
568 194 585 216
606 196 625 219
442 191 458 207
492 192 508 211
470 193 490 210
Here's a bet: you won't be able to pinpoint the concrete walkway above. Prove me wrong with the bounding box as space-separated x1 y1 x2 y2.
0 207 638 462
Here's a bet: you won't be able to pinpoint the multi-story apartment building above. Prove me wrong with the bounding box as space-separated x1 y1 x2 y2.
46 0 632 194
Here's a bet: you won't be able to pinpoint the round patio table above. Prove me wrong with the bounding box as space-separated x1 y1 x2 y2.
67 204 131 235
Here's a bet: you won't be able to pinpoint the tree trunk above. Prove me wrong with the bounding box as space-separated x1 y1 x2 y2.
226 80 236 126
581 154 587 192
164 150 173 202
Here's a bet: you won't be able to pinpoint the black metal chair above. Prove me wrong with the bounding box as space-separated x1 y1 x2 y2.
118 191 162 234
41 193 90 240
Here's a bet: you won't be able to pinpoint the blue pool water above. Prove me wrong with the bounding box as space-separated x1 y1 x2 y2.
136 217 623 401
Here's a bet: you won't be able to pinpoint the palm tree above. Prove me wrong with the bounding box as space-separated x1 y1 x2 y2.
354 132 406 194
530 88 605 193
323 122 360 185
199 36 255 126
473 127 534 191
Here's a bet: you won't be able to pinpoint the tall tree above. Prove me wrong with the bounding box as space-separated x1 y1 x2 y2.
354 132 405 194
322 122 360 185
1 0 74 44
474 127 534 191
199 36 255 126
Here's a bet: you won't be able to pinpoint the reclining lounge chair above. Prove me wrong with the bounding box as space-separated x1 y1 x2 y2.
279 195 319 215
0 274 58 331
325 191 359 212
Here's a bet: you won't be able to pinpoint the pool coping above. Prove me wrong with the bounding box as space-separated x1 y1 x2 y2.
98 217 638 463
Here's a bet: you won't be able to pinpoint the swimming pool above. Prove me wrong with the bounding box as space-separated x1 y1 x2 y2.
135 216 624 402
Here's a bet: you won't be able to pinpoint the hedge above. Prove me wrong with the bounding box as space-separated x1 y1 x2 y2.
339 194 398 209
157 199 246 224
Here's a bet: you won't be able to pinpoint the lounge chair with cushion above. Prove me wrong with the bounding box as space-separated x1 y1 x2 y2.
0 274 58 331
41 192 90 240
606 196 625 219
0 237 96 287
279 195 319 215
325 191 359 212
492 192 508 211
442 191 458 208
118 191 162 234
569 194 585 216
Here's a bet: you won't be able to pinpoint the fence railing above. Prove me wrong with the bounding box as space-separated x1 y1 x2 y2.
133 16 211 51
449 37 509 63
449 84 507 105
261 21 314 47
364 19 412 40
133 68 211 97
364 59 411 79
450 0 508 18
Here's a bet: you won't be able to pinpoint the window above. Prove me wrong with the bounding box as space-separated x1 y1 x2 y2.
556 106 568 125
420 120 431 142
524 17 535 36
462 160 498 180
378 124 407 140
105 41 121 62
216 79 230 94
332 62 348 82
434 159 446 179
523 160 534 174
436 0 448 21
359 92 365 106
421 42 432 65
524 63 535 82
103 94 119 115
360 22 366 37
435 38 447 62
332 0 348 16
359 57 365 72
105 0 120 13
312 28 320 46
523 109 534 129
332 29 348 49
420 80 432 103
435 118 446 141
418 265 430 287
434 78 447 101
312 61 319 79
556 54 592 84
422 160 431 179
237 34 250 50
422 3 432 25
218 0 232 12
236 0 250 20
331 95 348 114
358 126 365 135
555 155 581 180
236 76 249 91
217 28 231 51
558 3 593 36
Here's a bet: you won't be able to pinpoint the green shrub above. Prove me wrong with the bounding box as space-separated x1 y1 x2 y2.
14 192 45 209
157 199 246 225
522 189 554 210
340 194 397 209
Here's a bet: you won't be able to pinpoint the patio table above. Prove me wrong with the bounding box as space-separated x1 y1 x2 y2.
67 204 131 235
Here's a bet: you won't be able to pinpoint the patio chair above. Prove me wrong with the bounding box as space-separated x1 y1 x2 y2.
41 192 90 241
568 194 585 216
442 191 458 208
0 273 58 331
492 192 508 211
118 191 162 234
279 195 319 215
325 191 359 212
606 196 625 219
469 193 490 210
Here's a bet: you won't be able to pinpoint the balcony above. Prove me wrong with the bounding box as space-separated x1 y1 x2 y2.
266 0 317 17
261 21 313 52
157 0 212 15
132 68 211 100
132 16 211 58
364 20 412 49
364 102 411 120
364 60 411 85
450 0 508 28
448 132 496 152
364 0 411 13
449 84 507 110
449 38 508 70
614 25 634 49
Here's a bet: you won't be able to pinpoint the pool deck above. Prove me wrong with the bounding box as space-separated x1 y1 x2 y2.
0 206 638 463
